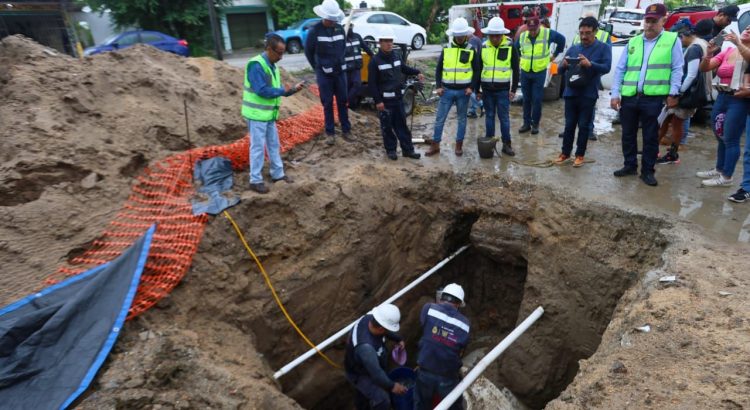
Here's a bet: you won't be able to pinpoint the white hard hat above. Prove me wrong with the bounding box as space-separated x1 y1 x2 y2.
481 17 510 35
371 303 400 332
378 26 395 41
441 283 465 307
314 0 345 21
446 17 474 37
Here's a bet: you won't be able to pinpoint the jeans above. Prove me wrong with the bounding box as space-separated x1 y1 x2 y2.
710 92 749 178
347 373 390 410
743 115 750 191
316 70 351 136
379 100 415 154
414 370 462 410
347 69 363 109
562 96 596 157
248 120 284 184
432 88 470 143
620 95 664 174
483 89 511 143
520 70 546 126
682 116 691 144
468 92 483 115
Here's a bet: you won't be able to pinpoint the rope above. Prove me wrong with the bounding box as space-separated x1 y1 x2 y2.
223 211 341 369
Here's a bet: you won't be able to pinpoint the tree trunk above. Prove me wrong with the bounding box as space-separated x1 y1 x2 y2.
424 0 440 36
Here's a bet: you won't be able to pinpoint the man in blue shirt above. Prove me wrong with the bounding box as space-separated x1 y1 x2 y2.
243 34 304 194
555 17 611 167
305 0 351 145
414 284 470 410
610 4 683 187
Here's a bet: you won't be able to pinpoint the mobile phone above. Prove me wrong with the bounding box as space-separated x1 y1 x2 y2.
711 31 726 48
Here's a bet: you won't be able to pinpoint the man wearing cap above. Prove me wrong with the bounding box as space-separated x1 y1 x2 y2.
610 3 683 187
243 34 304 194
478 17 520 156
704 5 739 41
414 284 470 410
515 15 566 135
305 0 351 145
426 17 481 157
345 303 407 410
368 28 425 160
345 22 373 110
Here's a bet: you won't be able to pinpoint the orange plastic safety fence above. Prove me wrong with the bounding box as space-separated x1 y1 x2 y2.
48 86 334 319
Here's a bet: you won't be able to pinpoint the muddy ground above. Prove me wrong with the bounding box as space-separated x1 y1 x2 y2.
1 35 749 409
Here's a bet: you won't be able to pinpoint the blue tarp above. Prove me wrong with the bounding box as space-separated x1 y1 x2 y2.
191 157 240 216
0 225 155 410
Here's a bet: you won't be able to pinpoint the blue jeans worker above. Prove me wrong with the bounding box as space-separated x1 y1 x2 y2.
515 16 566 135
415 284 470 410
478 17 520 156
555 17 612 167
610 4 683 186
426 17 482 157
305 0 352 145
344 304 407 410
345 25 373 110
242 35 303 194
368 30 424 160
701 92 750 187
728 114 750 203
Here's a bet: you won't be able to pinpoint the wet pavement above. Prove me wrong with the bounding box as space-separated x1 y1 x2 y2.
408 93 750 244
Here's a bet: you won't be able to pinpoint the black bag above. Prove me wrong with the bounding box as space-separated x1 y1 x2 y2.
565 62 588 89
678 73 708 109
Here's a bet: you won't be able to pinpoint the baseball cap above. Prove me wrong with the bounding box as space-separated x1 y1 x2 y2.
644 3 667 19
527 17 540 29
719 5 739 21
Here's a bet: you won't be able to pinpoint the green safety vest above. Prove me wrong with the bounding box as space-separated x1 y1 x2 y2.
519 27 551 73
621 32 677 97
481 37 513 84
572 30 610 45
442 43 475 86
242 54 281 122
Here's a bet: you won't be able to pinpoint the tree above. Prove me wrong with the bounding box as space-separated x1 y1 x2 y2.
267 0 351 30
82 0 231 55
385 0 465 44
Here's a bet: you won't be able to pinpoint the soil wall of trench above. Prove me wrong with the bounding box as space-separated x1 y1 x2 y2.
78 159 667 409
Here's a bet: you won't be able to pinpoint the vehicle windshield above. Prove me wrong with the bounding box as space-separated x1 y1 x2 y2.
103 33 120 45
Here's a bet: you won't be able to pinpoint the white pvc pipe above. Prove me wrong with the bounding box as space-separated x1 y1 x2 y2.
434 306 545 410
273 245 470 379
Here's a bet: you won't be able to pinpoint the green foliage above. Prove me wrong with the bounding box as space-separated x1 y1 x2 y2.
384 0 462 42
81 0 231 56
267 0 350 30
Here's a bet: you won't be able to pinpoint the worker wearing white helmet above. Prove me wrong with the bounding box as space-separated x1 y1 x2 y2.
344 303 407 409
414 283 471 410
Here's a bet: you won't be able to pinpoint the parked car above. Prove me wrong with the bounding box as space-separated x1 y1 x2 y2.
274 18 321 54
84 30 189 56
607 8 645 37
345 11 427 50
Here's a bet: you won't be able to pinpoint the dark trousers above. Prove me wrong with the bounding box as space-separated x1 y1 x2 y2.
414 369 462 410
379 100 415 155
347 69 363 109
562 96 596 157
483 89 511 143
316 70 351 136
620 95 664 174
520 70 546 126
347 373 390 410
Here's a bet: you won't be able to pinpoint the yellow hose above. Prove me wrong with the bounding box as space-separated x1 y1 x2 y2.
223 211 341 369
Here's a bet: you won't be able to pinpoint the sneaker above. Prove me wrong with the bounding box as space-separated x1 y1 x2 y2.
326 134 336 146
531 125 539 135
249 183 269 194
614 167 638 177
728 188 750 203
554 154 570 164
656 152 680 165
272 175 294 183
387 151 398 160
518 124 531 133
696 168 720 178
702 175 733 187
573 156 585 167
342 132 355 142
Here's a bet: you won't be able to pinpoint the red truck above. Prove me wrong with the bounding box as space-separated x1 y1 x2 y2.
664 6 717 30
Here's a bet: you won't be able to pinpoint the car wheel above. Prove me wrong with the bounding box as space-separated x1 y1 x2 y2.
402 87 415 117
287 39 302 54
411 34 424 50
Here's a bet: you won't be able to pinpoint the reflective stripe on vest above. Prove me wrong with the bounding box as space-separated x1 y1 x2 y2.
442 45 474 85
519 27 550 73
242 55 281 122
318 34 344 42
572 30 610 45
481 38 513 84
621 32 677 97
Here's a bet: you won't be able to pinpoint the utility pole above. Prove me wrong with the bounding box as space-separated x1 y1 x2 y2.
206 0 224 60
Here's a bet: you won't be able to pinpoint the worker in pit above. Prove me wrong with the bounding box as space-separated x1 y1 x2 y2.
368 27 424 161
344 21 373 110
242 34 304 194
305 0 351 145
610 3 683 187
478 16 520 157
426 17 481 157
414 284 471 410
515 14 565 135
344 303 408 410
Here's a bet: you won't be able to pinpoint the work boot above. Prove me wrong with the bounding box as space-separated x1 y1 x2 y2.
531 125 539 135
387 151 398 161
455 141 463 156
425 142 440 157
342 132 355 142
614 167 637 177
640 173 658 186
326 134 336 146
518 124 531 133
589 134 598 141
272 175 294 183
249 183 269 194
501 142 515 157
403 151 421 159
